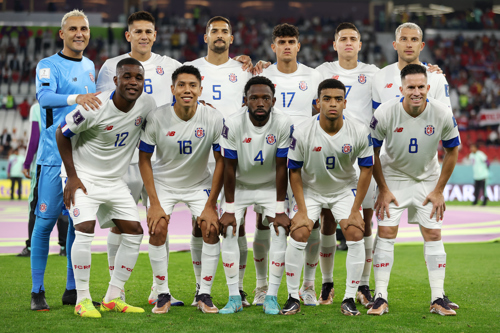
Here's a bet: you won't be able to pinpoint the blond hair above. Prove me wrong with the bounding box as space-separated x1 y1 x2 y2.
395 22 423 40
61 9 88 29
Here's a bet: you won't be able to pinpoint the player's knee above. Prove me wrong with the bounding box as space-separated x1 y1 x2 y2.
74 221 95 234
238 224 246 237
291 227 310 243
378 226 397 239
422 228 441 242
110 226 121 234
344 227 364 242
203 226 219 244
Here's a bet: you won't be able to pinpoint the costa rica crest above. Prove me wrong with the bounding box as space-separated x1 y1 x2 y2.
229 73 237 83
299 81 308 91
89 72 95 83
195 127 205 139
156 66 164 75
39 203 47 212
424 125 435 136
266 134 276 145
358 74 366 84
73 208 80 217
342 144 352 154
135 116 143 126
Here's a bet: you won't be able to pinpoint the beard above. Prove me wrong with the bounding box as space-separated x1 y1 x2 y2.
249 107 270 122
210 40 228 54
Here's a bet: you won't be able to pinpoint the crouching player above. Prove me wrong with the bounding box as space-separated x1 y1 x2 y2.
56 58 155 317
218 76 293 314
285 79 374 315
138 65 224 314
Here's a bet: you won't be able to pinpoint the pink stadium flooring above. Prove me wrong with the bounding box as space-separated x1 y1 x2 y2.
1 200 500 255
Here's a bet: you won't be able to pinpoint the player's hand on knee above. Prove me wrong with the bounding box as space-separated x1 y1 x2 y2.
219 212 236 237
252 60 271 75
375 189 399 220
423 190 446 222
272 213 292 236
76 92 102 111
343 210 365 233
233 55 254 72
199 206 219 237
64 176 87 209
289 211 311 236
147 205 168 235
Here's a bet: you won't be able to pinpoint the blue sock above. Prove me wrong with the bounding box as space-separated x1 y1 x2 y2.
66 218 76 290
31 216 57 293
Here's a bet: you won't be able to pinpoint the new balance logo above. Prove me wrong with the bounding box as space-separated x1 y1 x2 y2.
286 272 295 277
385 83 393 88
271 261 285 267
351 280 360 284
394 127 403 132
156 275 166 281
74 265 91 269
105 125 113 131
203 276 213 281
192 261 201 265
223 262 234 268
254 258 264 262
374 263 390 268
109 266 114 271
312 147 322 152
121 265 133 272
306 262 318 268
166 131 176 136
243 138 252 143
320 252 332 258
239 265 246 269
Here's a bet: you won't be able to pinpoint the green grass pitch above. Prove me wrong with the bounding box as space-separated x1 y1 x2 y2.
1 242 499 332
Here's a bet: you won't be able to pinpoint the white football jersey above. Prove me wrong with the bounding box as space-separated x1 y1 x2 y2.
61 90 156 182
184 58 252 119
220 107 293 187
372 63 451 109
288 116 374 196
139 104 223 191
316 61 379 126
370 97 460 182
260 63 323 125
97 53 181 163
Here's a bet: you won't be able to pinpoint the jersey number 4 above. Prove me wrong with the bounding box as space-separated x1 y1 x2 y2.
254 150 264 165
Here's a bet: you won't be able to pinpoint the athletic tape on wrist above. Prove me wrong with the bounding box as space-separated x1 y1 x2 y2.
67 94 78 105
225 202 235 214
276 201 285 214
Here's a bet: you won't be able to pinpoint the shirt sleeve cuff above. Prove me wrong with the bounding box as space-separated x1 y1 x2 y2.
372 100 381 109
138 140 155 153
212 143 221 152
372 138 383 148
442 136 460 148
358 156 374 167
288 158 303 169
61 119 75 138
223 148 237 159
276 148 289 158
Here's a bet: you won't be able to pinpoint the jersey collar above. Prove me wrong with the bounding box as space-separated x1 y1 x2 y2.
57 51 83 62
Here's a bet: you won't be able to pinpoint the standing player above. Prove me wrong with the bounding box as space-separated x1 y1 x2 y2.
138 65 224 314
56 58 155 318
285 79 373 316
96 11 183 306
218 76 292 314
257 23 323 306
372 22 451 109
314 22 379 307
184 16 253 306
31 9 102 311
369 64 459 316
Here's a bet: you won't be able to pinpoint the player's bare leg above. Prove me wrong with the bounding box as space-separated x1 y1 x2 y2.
196 218 220 314
339 218 365 316
148 217 171 314
253 212 271 305
300 220 320 306
368 225 397 316
190 220 203 305
357 208 374 308
318 210 336 305
420 226 455 316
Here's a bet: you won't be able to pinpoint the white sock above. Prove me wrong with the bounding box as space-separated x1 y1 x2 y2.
344 239 365 300
424 241 447 302
320 233 336 284
73 231 94 304
268 283 280 297
373 236 395 301
268 223 287 297
253 228 271 288
303 228 320 288
199 241 220 295
285 238 307 300
190 235 203 285
105 284 121 303
238 235 248 291
360 235 374 286
108 233 143 301
106 231 121 278
221 226 239 296
148 243 169 294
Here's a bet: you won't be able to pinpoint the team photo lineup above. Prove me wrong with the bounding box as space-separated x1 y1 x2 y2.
27 8 463 319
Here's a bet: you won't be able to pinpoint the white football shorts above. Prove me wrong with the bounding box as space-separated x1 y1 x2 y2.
154 184 212 218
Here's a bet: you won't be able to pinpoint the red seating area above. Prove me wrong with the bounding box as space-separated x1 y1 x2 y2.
456 130 500 162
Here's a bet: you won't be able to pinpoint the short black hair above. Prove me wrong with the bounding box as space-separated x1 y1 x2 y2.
116 57 143 74
171 65 202 85
272 23 299 42
400 64 427 80
317 79 346 99
128 11 155 27
206 16 232 34
335 22 360 40
244 76 275 97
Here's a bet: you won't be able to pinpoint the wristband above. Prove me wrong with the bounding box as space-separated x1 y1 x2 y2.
67 94 78 105
225 202 235 214
276 201 285 214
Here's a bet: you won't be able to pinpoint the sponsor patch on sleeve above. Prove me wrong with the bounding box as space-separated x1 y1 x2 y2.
369 116 378 130
39 68 50 79
222 122 229 139
73 110 85 126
